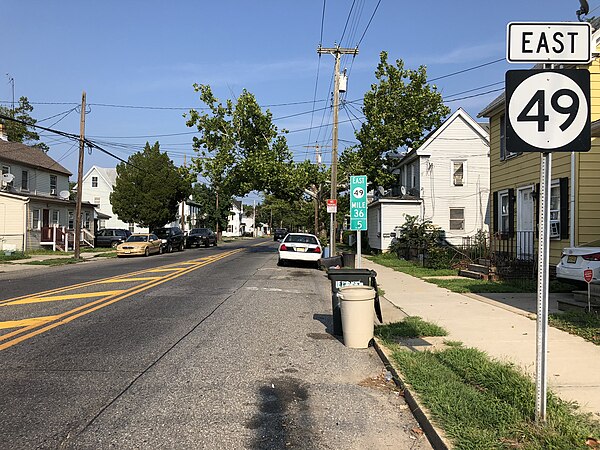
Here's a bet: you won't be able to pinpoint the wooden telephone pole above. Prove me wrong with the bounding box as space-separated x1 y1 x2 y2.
317 46 358 256
304 144 330 237
74 91 86 259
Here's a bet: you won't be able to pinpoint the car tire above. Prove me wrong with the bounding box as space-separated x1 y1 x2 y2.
205 241 210 248
144 248 150 257
159 246 164 255
167 244 172 253
277 258 286 267
213 240 217 247
179 242 185 251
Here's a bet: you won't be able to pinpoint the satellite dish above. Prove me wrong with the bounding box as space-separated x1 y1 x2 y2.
59 190 70 199
1 173 15 184
400 186 407 196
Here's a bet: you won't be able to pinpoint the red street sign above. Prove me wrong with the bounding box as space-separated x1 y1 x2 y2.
327 199 337 213
584 269 593 283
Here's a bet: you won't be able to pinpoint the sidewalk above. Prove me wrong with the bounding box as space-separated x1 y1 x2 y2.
0 252 99 273
361 256 600 418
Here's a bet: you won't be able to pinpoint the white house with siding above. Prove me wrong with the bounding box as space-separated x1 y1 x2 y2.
368 108 490 251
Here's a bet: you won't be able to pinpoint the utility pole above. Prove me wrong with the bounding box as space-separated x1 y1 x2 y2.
317 45 358 256
304 144 330 237
74 91 86 259
253 199 257 237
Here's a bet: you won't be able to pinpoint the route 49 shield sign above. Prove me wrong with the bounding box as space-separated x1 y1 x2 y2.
506 69 590 152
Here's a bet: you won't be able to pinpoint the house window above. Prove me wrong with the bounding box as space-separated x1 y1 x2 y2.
228 225 233 233
51 210 59 225
91 176 98 188
32 209 40 230
50 175 57 195
452 161 465 186
2 165 12 187
68 210 74 229
84 212 90 229
499 191 510 232
128 223 135 233
94 196 101 206
99 219 106 229
449 208 465 230
21 170 29 191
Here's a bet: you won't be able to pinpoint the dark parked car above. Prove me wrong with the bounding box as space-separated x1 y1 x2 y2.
94 228 132 248
186 228 217 248
152 227 185 253
274 228 288 241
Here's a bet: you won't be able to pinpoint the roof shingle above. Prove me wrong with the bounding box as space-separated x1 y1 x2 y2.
0 140 71 176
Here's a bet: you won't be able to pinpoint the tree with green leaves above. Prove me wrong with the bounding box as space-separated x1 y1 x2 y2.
190 183 231 232
185 85 322 233
0 96 49 151
110 141 192 231
340 51 450 189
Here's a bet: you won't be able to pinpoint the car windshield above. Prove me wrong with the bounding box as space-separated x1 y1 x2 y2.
153 229 170 238
284 235 318 245
127 235 148 242
191 228 210 235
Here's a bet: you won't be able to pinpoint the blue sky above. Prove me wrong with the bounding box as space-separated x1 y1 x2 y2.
1 1 588 200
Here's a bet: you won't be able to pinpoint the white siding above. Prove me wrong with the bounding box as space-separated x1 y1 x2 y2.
418 113 490 245
367 199 422 251
0 194 27 251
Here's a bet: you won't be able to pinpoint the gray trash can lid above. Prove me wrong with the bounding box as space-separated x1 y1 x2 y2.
338 285 376 301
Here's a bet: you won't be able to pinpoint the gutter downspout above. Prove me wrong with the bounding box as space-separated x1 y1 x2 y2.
24 198 30 252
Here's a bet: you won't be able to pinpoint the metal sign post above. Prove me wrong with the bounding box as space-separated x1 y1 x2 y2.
584 269 593 312
506 22 592 423
350 175 368 268
327 199 337 257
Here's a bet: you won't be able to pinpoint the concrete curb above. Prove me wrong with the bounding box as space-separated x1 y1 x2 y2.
373 338 451 450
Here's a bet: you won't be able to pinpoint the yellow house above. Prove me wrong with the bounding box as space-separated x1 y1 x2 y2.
478 25 600 268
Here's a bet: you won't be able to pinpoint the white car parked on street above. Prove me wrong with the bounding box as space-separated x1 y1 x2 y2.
278 233 323 268
555 240 600 283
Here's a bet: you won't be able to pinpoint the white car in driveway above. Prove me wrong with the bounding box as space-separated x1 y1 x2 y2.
278 233 323 267
556 240 600 283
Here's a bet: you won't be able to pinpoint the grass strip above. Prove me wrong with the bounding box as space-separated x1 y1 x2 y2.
389 346 600 449
377 317 600 448
0 252 30 262
549 310 600 346
23 258 84 266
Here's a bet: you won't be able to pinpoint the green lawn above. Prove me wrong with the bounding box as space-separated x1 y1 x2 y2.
23 258 84 266
367 253 456 278
549 310 600 346
377 317 600 449
0 252 30 263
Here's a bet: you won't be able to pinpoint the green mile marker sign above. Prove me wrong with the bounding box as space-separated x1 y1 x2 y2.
350 175 367 231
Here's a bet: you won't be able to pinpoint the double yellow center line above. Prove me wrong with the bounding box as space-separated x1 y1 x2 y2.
0 248 244 351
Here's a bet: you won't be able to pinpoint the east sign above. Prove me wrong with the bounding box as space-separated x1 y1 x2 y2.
507 22 592 64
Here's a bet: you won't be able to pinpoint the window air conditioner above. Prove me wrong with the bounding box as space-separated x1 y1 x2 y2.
50 188 57 195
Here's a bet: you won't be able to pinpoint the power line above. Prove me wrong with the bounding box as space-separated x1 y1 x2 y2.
427 58 505 83
443 81 504 99
445 88 504 103
356 0 382 48
339 0 357 45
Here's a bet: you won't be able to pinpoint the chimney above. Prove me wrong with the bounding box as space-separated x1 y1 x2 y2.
0 123 7 141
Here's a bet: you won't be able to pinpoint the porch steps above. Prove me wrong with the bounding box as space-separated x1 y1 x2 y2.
557 296 600 313
459 263 489 281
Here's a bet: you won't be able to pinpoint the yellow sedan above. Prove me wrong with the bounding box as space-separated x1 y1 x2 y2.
116 233 163 257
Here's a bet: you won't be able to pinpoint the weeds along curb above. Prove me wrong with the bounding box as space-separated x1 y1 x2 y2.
373 337 451 450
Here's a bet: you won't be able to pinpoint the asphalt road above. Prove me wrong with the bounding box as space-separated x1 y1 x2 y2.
0 238 430 449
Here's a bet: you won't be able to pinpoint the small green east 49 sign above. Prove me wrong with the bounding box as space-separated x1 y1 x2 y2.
350 175 367 231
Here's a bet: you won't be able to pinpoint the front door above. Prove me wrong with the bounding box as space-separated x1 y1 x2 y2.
517 187 534 260
41 209 51 241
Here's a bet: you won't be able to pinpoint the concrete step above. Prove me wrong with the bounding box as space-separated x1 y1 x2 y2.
458 269 487 280
557 297 600 313
572 291 600 305
467 263 489 275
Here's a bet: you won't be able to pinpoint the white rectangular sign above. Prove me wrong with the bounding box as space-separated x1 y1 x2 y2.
507 22 591 64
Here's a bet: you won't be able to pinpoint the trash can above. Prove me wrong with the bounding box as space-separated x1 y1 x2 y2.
327 268 379 336
342 252 356 268
338 285 376 348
